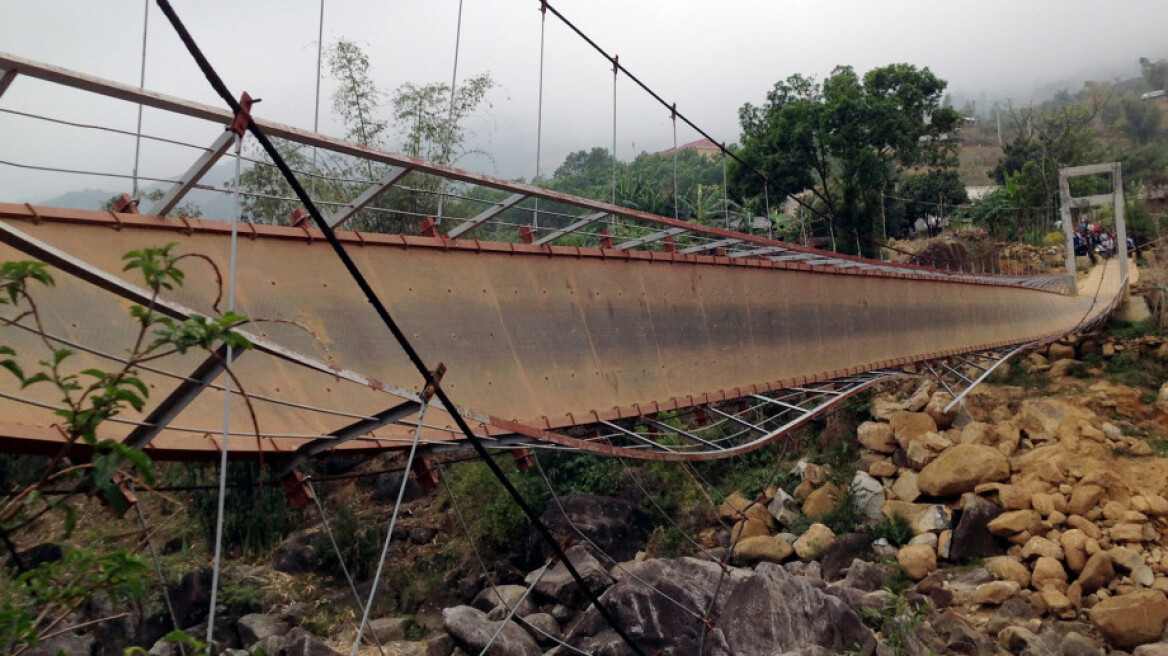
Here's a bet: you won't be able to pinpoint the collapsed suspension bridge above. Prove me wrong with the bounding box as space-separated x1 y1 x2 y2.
0 3 1138 654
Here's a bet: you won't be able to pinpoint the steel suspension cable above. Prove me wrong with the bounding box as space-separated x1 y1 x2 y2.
671 107 679 222
611 54 618 232
538 1 834 228
307 479 387 656
435 462 593 656
350 401 428 655
132 497 185 656
310 0 324 199
152 4 652 650
436 0 464 225
205 128 243 647
131 0 149 198
533 1 547 231
477 559 552 656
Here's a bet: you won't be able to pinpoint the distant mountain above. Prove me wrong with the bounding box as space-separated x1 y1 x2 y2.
33 161 240 220
36 188 116 211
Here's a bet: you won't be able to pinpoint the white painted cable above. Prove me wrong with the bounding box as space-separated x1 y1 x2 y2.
205 130 243 646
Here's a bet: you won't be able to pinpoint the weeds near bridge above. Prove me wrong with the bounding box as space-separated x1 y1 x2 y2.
0 246 251 655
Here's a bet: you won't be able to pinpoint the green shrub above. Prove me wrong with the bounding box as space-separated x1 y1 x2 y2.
870 512 914 546
443 458 549 555
311 505 381 581
180 462 301 556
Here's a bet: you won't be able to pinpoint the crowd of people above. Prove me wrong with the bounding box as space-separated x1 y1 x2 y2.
1073 219 1132 262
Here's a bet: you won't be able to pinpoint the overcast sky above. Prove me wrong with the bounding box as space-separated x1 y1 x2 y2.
2 0 1167 204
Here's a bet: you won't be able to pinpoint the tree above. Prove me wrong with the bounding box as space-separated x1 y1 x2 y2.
729 64 960 256
1117 96 1162 145
235 39 495 233
896 170 969 231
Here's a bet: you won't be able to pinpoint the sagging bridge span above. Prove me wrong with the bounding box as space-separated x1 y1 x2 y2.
0 51 1129 479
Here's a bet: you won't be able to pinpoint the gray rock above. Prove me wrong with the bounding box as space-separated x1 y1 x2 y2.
272 529 319 574
279 627 341 656
778 647 834 656
383 641 427 656
1062 631 1103 656
471 585 536 618
170 568 213 629
824 584 866 613
564 557 748 655
25 631 95 656
841 560 889 592
527 545 613 608
820 533 872 581
367 617 411 643
851 471 885 522
538 494 652 562
711 562 875 656
518 612 561 646
950 496 1004 561
426 633 455 656
441 605 541 656
238 613 290 648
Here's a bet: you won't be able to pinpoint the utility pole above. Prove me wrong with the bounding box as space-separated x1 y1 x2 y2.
996 109 1003 147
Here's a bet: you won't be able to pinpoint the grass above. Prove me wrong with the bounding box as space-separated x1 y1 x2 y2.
870 513 914 547
1106 317 1158 341
987 363 1051 393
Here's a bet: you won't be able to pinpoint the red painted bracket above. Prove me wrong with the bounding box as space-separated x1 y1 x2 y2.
230 92 261 138
280 470 315 509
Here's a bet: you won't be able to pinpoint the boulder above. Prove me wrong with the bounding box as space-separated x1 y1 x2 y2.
518 612 560 647
169 568 212 630
850 472 884 522
802 484 843 518
262 628 339 656
442 606 540 656
564 557 749 655
924 391 957 429
1079 553 1116 594
820 533 872 582
366 617 411 644
891 472 920 503
985 557 1030 587
733 536 794 565
950 496 1004 561
472 585 537 618
881 500 952 534
528 545 613 608
272 529 318 574
857 421 897 453
767 488 799 527
1135 643 1168 656
1039 586 1076 619
987 510 1041 536
1088 590 1168 648
972 580 1020 605
1068 485 1105 516
916 444 1010 496
889 412 938 449
841 560 889 593
710 562 876 656
794 524 836 560
539 494 652 562
1021 536 1064 560
1031 556 1068 592
1061 529 1091 573
1048 342 1075 361
237 614 289 648
731 518 771 543
897 545 937 581
868 460 898 478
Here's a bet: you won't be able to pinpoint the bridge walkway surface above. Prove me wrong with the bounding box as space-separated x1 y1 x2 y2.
0 203 1128 463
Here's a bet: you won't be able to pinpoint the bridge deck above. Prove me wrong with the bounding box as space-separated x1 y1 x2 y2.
0 204 1124 462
